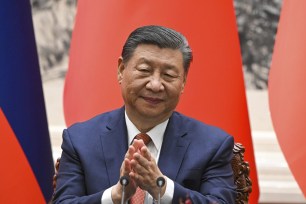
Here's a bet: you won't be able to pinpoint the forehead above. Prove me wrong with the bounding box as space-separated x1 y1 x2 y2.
131 44 184 65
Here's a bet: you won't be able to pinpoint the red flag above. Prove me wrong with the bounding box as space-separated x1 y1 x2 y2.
269 0 306 198
0 109 45 203
64 1 259 203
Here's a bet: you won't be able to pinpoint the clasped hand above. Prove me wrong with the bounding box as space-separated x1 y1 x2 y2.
112 139 166 203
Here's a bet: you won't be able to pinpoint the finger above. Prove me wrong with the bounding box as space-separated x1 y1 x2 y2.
131 153 161 182
130 154 153 178
133 150 155 168
121 158 131 176
124 145 136 162
131 139 145 152
140 146 152 161
121 159 139 191
129 161 158 191
129 169 143 185
132 152 147 166
128 145 137 157
121 146 137 176
130 155 142 171
130 156 147 177
124 158 131 170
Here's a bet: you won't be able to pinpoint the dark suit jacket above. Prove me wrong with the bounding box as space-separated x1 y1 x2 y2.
53 107 236 204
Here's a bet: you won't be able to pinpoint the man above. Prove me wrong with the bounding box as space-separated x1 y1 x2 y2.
53 25 236 204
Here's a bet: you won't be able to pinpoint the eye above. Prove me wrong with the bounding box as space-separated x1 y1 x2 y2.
164 70 179 78
136 65 151 76
164 73 175 78
136 64 150 71
139 68 150 72
163 73 180 82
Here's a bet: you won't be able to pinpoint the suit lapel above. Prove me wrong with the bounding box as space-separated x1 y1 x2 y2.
158 113 191 181
100 108 128 186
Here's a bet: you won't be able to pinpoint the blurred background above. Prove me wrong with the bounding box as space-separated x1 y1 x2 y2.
30 0 305 203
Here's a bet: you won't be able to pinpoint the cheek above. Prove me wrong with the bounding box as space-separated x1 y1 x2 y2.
121 73 134 88
169 83 185 96
124 80 146 95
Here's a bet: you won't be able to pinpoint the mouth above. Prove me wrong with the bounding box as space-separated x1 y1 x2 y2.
142 96 163 105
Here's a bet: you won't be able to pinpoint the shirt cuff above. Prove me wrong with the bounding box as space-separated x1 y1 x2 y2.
101 186 114 204
160 176 174 203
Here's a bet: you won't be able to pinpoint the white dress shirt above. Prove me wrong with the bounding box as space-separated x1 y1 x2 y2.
101 112 174 203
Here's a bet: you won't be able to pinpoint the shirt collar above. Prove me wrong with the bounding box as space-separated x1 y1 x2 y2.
125 111 169 152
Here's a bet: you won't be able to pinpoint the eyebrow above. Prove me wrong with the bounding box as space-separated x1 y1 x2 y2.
137 57 151 65
137 57 178 70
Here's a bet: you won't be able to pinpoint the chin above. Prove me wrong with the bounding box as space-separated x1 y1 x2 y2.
139 108 172 120
138 108 163 117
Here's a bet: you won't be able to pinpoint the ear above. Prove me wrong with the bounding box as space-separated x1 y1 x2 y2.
117 57 124 83
180 74 187 94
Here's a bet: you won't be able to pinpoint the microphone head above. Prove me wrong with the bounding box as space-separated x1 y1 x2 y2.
156 177 165 187
120 176 129 186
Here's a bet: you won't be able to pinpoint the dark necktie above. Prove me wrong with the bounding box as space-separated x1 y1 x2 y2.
134 133 151 145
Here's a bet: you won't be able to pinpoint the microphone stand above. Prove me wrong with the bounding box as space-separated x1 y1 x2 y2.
156 177 165 204
120 176 129 204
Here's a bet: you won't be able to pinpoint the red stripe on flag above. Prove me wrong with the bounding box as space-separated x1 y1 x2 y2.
64 1 259 202
269 0 306 198
0 108 45 203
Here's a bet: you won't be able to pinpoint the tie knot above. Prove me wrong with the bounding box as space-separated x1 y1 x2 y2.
135 133 151 145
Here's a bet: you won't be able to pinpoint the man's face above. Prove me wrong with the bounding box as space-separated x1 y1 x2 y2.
118 44 186 125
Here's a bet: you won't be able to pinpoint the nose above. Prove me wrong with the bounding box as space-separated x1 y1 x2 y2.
146 74 165 92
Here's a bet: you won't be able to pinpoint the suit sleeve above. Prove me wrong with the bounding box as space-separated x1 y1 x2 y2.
52 129 103 204
173 135 236 204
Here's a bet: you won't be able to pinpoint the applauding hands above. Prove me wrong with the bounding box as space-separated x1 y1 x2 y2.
111 139 166 203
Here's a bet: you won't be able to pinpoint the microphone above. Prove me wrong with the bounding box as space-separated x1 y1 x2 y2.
156 177 166 204
120 176 129 204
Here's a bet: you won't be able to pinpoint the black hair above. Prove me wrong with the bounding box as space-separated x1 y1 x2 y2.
121 25 193 74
